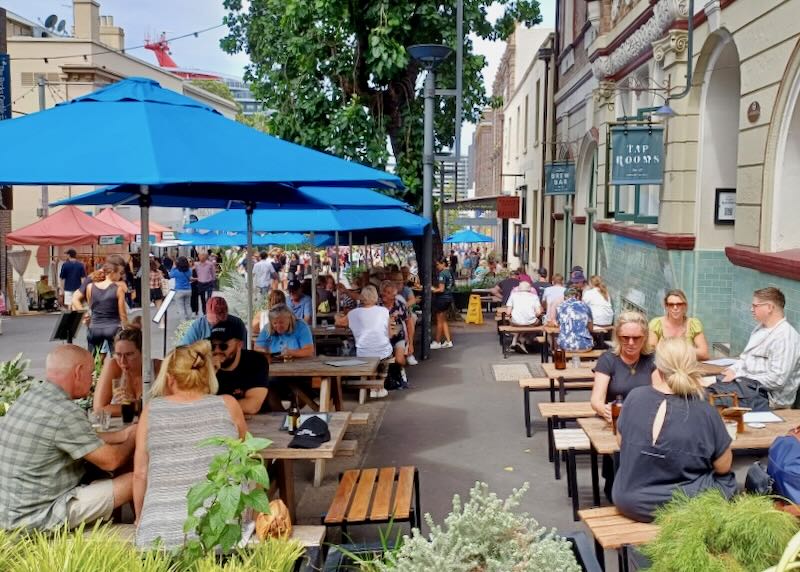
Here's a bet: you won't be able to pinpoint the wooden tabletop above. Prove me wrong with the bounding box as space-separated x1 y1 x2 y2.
269 356 380 378
538 401 596 419
541 363 597 380
247 412 351 460
543 325 613 334
312 326 351 337
579 409 800 454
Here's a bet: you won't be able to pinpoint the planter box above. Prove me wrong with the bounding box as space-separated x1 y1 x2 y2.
324 534 603 571
452 291 471 310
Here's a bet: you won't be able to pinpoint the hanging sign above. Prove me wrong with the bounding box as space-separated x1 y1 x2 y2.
544 161 576 195
0 54 10 121
99 235 124 246
496 196 521 219
161 230 176 240
134 234 157 243
610 125 664 185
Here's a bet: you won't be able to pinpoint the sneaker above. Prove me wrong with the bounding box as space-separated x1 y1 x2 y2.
406 355 418 366
430 341 443 350
441 340 454 349
370 388 389 398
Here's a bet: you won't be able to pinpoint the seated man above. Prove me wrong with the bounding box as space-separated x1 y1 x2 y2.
179 296 248 347
210 319 269 414
719 287 800 409
556 287 594 352
0 345 135 531
490 268 520 305
287 280 313 324
506 281 543 353
36 274 58 311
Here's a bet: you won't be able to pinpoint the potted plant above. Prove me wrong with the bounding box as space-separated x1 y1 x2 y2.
639 490 798 572
325 482 588 571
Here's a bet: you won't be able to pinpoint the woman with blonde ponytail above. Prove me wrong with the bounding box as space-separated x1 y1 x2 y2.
612 338 736 522
133 340 248 549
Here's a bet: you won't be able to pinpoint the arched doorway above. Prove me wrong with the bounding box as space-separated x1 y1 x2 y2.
696 32 740 249
773 56 800 251
573 137 598 272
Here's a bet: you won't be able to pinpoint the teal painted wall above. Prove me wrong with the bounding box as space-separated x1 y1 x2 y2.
595 233 800 353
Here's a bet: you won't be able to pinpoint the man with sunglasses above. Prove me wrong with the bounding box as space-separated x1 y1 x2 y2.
210 320 269 414
717 287 800 409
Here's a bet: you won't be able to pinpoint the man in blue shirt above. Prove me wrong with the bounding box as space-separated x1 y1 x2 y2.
59 249 86 308
286 280 313 324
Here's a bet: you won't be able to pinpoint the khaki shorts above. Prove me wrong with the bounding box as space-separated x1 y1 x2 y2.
66 479 115 528
64 290 75 306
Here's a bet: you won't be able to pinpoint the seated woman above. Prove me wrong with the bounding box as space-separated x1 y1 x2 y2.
255 304 315 411
93 319 144 416
555 288 594 352
648 289 709 360
134 340 247 549
582 275 614 327
612 337 736 523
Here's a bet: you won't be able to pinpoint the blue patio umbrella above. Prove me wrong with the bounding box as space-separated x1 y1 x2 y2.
1 76 402 396
176 232 326 247
443 228 494 243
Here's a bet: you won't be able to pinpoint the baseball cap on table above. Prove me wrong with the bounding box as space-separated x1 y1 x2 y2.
288 416 331 449
209 318 244 342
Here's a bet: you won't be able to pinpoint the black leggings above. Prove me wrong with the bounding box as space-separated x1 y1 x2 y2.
87 323 120 356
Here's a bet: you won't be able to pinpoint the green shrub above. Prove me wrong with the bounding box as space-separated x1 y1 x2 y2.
0 352 37 416
376 482 580 572
641 490 799 572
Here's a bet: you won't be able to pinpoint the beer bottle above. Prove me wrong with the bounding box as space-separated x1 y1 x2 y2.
288 398 301 435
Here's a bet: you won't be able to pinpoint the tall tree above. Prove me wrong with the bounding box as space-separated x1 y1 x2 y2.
220 0 541 209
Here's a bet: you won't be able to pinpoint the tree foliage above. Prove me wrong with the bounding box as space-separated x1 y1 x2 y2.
221 0 542 208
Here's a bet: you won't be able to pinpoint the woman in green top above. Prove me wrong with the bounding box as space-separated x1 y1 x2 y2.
648 289 709 360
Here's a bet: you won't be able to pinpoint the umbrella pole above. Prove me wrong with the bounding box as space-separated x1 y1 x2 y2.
246 204 254 349
139 186 153 403
335 231 340 312
310 231 316 326
365 236 369 269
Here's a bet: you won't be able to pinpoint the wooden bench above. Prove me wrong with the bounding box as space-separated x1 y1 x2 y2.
324 466 421 534
498 325 545 358
578 506 659 571
349 412 370 426
552 429 598 521
335 440 358 457
342 378 386 404
537 402 597 462
519 377 595 437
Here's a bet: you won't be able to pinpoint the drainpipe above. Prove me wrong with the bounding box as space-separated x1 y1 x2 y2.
538 43 551 268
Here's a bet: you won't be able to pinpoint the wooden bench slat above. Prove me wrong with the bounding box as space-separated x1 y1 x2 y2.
392 466 415 520
347 468 378 522
499 325 545 333
579 506 660 549
595 528 659 549
579 506 622 518
325 469 360 524
370 467 397 521
335 440 358 457
538 402 596 418
349 412 370 425
289 525 327 547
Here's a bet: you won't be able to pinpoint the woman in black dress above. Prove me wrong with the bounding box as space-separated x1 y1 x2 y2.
612 337 735 522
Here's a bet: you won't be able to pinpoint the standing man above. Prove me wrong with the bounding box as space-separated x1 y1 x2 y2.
253 251 275 297
449 249 459 278
59 249 86 309
0 345 135 530
194 252 216 313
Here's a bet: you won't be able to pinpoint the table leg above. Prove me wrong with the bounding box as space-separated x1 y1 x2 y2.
333 377 344 411
275 459 296 523
313 459 326 488
590 448 600 506
547 417 555 462
549 378 556 403
318 377 331 412
568 448 579 521
558 376 567 402
524 388 532 438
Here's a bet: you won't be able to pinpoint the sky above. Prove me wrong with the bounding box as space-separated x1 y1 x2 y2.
3 0 556 152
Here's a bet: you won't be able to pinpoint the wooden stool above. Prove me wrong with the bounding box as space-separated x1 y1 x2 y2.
552 428 597 521
578 506 659 572
519 377 594 437
537 401 596 461
324 466 421 534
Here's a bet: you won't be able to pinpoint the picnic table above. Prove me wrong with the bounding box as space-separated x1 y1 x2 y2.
312 326 351 338
269 356 381 413
248 411 352 522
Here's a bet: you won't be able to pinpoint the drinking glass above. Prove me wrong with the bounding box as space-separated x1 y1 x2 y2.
571 355 580 368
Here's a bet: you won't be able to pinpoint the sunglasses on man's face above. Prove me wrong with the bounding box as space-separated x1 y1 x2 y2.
211 341 229 352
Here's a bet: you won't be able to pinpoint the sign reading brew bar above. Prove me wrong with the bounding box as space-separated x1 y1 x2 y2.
496 196 520 219
610 125 665 185
544 161 576 195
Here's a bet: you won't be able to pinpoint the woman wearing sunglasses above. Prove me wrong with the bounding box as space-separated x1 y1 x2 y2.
592 311 657 500
648 289 709 360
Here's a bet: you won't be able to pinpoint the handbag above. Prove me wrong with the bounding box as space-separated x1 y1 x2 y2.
384 362 404 390
255 499 293 540
745 461 773 495
768 427 800 504
707 377 771 411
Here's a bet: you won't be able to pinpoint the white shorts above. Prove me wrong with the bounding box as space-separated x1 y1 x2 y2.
66 479 115 528
64 290 75 306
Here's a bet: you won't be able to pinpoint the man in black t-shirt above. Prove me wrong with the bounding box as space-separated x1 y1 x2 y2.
210 319 269 414
490 269 521 305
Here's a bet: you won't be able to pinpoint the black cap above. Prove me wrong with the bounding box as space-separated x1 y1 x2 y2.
288 416 331 449
209 318 244 342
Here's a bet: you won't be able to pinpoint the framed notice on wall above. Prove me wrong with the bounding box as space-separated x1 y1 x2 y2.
714 188 736 225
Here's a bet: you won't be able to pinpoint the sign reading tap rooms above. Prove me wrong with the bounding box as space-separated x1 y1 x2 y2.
610 125 665 185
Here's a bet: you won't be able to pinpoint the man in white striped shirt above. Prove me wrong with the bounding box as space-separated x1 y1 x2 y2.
721 287 800 409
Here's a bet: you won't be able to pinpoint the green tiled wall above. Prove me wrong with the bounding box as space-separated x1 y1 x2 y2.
595 233 800 352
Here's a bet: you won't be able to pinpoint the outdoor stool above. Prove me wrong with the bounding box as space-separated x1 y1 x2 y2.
578 506 659 572
552 428 599 521
323 466 421 535
537 401 596 462
520 377 595 437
